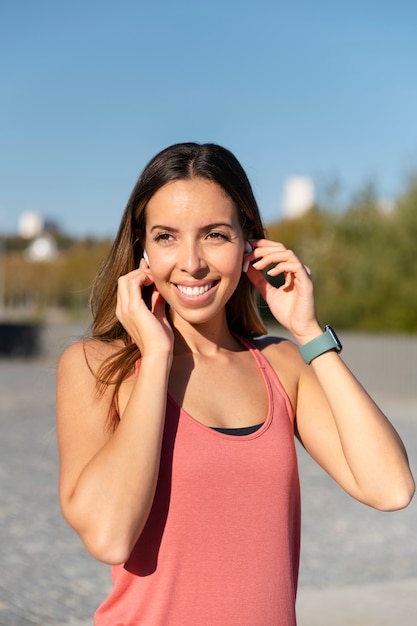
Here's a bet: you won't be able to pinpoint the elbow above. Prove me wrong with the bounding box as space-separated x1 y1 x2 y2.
371 476 415 512
384 486 415 512
61 503 137 565
83 539 130 565
81 531 134 565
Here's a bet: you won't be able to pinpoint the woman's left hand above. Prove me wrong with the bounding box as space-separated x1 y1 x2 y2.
245 239 321 342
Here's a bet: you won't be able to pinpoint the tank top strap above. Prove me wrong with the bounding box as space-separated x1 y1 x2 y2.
235 334 294 423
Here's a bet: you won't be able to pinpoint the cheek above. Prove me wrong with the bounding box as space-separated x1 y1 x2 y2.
223 249 245 274
217 252 245 290
147 255 174 285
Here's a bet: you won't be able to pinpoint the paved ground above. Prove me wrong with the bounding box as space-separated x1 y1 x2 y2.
0 335 416 624
296 394 417 625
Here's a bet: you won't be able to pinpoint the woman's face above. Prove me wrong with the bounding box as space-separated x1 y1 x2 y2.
144 177 245 328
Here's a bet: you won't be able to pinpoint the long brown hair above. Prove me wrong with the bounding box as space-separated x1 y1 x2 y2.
88 142 267 427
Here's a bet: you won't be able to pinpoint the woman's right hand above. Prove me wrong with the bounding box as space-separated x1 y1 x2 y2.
116 258 174 358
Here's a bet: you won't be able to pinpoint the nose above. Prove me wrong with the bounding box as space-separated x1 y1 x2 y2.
177 239 207 275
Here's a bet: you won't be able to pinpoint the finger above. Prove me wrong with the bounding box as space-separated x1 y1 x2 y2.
266 259 306 277
119 269 154 300
116 272 152 322
249 238 287 250
151 288 166 317
250 247 295 270
245 264 272 298
247 266 287 304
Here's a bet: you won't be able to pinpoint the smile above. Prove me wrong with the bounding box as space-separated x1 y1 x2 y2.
176 282 217 297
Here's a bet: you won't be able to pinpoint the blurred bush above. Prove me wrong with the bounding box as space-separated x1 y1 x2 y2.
1 237 112 322
265 175 417 332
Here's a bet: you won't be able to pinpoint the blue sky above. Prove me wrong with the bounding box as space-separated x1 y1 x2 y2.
1 0 416 237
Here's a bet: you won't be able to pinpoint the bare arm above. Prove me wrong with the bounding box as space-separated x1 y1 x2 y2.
293 339 413 509
57 262 174 564
57 343 171 565
247 240 415 510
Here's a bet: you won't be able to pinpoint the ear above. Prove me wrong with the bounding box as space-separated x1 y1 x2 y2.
242 241 252 273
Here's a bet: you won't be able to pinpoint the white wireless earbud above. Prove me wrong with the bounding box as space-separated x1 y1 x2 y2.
143 250 150 266
243 241 252 273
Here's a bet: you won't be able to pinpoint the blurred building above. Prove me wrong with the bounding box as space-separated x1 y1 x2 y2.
18 211 44 239
18 211 59 261
25 235 58 262
282 176 315 218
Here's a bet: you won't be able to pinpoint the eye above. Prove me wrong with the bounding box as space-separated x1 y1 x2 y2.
154 232 175 243
206 231 231 241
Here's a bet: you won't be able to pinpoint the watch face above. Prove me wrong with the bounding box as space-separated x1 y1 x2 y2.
325 325 342 351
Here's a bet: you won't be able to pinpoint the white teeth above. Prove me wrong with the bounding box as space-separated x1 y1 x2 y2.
177 282 213 297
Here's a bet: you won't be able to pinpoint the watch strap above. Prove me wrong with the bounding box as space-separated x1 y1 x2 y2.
299 325 342 365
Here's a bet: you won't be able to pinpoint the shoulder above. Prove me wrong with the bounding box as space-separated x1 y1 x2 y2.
57 338 124 378
250 335 305 409
251 334 302 362
57 339 127 408
56 339 126 432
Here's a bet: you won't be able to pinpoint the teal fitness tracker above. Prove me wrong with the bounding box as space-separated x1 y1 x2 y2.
299 325 342 365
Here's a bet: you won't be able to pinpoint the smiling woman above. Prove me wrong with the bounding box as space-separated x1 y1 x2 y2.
143 178 245 328
87 143 267 394
56 142 414 626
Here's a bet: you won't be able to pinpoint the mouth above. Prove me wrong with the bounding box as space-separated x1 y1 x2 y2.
175 281 219 298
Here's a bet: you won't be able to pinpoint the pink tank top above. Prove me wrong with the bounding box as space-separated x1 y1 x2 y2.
95 338 300 625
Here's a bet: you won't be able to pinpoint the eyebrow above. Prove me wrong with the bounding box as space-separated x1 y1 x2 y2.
149 222 237 233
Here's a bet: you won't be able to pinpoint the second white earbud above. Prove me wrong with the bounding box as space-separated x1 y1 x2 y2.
143 250 150 266
243 241 252 273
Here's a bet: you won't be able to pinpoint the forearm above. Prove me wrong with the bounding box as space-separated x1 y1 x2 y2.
64 354 172 564
300 345 414 509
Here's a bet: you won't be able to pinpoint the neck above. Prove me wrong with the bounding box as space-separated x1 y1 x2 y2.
170 314 239 357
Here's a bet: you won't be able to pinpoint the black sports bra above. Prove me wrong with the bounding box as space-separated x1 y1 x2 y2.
211 423 263 436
